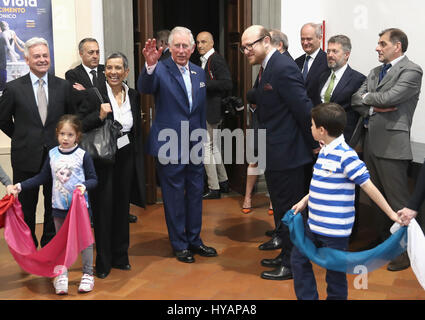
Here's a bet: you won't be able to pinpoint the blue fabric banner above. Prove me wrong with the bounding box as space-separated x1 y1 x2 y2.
282 210 408 274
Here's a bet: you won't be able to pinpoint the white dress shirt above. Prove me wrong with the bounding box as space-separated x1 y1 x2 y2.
82 64 99 85
200 48 215 70
320 64 348 102
106 82 133 133
302 47 321 74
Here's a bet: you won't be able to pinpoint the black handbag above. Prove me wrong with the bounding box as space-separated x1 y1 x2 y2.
80 87 123 163
80 119 123 164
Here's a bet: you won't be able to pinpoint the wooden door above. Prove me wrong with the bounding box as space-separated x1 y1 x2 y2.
133 0 253 202
133 0 157 204
223 0 252 194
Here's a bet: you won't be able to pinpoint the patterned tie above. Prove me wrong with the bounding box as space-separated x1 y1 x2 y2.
37 79 48 125
324 72 336 103
302 55 311 81
379 63 391 84
90 69 98 88
180 66 193 112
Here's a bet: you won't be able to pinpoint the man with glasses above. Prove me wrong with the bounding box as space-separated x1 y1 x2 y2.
241 25 315 281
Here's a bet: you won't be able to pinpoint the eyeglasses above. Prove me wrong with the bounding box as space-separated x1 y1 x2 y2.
240 37 265 54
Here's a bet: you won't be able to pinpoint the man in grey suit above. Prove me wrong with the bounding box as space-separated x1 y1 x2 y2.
352 28 423 272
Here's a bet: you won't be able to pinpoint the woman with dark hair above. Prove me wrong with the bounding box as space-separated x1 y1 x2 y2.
78 52 146 279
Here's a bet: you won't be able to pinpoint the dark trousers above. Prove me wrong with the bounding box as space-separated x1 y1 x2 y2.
91 142 134 273
291 223 349 300
264 165 305 268
156 160 204 251
13 153 55 248
363 133 410 241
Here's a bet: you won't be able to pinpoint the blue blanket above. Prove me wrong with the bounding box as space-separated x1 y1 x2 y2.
282 210 408 274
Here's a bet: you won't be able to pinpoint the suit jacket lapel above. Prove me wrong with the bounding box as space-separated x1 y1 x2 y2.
46 73 57 125
377 57 408 89
165 58 191 114
189 62 201 113
23 73 44 125
331 66 352 100
77 64 93 88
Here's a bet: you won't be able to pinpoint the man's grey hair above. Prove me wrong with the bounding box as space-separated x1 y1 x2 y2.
302 22 323 39
106 52 129 70
169 26 195 47
328 35 352 53
269 29 289 50
157 30 171 45
24 37 49 57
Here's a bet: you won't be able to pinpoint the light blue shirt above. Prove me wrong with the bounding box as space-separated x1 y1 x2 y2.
179 64 193 112
29 72 49 106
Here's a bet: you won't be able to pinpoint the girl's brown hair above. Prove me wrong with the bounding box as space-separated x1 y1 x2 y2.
56 114 83 143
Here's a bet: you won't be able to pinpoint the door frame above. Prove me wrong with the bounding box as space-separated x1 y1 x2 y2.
134 0 252 203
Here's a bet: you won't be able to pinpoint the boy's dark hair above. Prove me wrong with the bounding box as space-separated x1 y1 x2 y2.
311 103 346 138
56 114 83 143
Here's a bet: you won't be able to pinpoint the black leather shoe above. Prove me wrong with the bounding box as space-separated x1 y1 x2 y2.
203 189 221 199
96 270 110 279
387 251 410 271
219 180 230 193
261 266 293 280
175 250 195 263
265 229 276 237
112 264 131 270
129 214 138 223
261 256 283 268
189 244 218 257
259 236 282 250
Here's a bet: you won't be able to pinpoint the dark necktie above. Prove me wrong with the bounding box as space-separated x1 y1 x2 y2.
379 63 391 84
302 55 311 81
90 70 98 88
258 66 264 83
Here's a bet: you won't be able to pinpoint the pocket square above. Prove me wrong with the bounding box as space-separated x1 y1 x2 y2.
263 83 273 91
200 82 206 88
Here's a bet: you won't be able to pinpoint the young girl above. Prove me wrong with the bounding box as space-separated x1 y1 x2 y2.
13 115 98 295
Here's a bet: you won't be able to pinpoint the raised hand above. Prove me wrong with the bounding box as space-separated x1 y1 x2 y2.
142 38 164 67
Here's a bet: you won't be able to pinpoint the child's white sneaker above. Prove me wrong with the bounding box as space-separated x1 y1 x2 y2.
53 274 68 295
78 274 94 293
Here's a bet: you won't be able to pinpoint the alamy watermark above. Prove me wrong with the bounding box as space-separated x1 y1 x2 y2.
157 121 267 170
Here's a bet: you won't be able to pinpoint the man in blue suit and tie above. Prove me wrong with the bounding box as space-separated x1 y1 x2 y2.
241 25 315 280
137 27 217 263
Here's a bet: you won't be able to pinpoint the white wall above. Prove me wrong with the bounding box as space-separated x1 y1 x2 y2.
282 0 425 162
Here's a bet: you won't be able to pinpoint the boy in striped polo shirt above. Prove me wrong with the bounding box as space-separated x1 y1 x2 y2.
290 103 402 300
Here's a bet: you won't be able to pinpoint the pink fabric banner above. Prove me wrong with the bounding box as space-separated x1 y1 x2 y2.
2 190 94 278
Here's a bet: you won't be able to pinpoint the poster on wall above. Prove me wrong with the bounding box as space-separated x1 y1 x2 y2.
0 0 54 93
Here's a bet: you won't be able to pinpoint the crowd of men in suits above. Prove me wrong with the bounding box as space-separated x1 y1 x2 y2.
0 22 421 288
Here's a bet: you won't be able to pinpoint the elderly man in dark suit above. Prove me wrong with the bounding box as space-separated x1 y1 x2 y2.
0 37 76 248
196 31 232 199
352 28 423 272
157 30 171 61
241 25 315 280
295 23 329 107
318 35 365 143
269 29 292 59
138 26 217 264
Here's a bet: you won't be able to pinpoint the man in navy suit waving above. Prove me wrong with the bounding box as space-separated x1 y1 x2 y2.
138 27 217 263
241 25 315 280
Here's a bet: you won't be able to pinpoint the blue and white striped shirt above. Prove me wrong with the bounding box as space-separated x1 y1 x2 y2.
308 135 370 237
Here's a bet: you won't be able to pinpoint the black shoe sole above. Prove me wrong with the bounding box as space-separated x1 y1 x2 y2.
260 274 293 281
